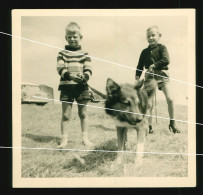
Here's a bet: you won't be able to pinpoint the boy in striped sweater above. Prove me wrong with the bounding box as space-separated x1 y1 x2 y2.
57 22 93 148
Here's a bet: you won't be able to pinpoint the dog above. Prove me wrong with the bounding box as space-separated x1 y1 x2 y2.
105 78 156 164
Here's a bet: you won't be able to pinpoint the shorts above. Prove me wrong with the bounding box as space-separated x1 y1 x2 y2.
145 69 170 90
59 84 90 103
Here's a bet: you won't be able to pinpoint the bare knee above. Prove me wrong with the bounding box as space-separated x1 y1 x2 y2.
62 113 71 122
78 110 86 119
166 98 174 105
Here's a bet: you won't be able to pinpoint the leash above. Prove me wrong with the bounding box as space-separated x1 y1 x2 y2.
153 74 158 124
150 55 158 124
87 84 106 99
77 73 107 99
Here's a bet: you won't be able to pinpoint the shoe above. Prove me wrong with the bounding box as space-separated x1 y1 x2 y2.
149 125 153 134
57 136 68 148
82 132 94 147
169 122 181 134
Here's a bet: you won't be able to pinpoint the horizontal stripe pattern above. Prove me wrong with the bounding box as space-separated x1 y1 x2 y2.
58 67 66 76
57 47 92 87
61 69 68 78
57 60 67 75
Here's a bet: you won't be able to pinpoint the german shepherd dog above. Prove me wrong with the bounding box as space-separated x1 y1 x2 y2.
105 78 156 164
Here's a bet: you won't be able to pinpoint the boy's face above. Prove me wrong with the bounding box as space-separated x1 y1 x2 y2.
65 31 82 48
146 28 161 47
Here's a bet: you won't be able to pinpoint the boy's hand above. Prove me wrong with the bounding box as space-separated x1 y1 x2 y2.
69 74 83 83
82 73 90 82
77 73 85 80
135 76 140 80
77 73 89 82
149 64 155 72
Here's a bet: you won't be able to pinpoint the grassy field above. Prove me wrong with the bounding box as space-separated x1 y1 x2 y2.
21 100 188 177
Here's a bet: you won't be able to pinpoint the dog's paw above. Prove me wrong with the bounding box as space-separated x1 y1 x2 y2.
73 154 86 165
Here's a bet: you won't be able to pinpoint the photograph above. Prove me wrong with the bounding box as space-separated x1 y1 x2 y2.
12 9 196 187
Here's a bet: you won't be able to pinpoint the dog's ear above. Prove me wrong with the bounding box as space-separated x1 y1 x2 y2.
106 78 120 98
134 79 144 90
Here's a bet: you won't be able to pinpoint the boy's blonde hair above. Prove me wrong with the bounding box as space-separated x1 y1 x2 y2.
65 22 82 35
147 25 161 34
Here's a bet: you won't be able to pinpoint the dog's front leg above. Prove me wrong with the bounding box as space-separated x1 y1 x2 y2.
117 126 127 150
116 127 127 163
135 126 146 165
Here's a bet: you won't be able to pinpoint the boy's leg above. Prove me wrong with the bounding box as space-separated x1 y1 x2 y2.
77 100 93 146
58 102 73 148
161 84 181 133
161 84 174 119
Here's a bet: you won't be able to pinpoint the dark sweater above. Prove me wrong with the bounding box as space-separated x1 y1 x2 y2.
135 44 170 77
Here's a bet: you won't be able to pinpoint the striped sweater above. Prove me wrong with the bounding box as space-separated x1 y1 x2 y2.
57 45 92 90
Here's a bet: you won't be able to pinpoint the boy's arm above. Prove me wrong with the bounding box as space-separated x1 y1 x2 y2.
135 50 145 79
56 52 71 80
83 56 92 81
153 45 170 70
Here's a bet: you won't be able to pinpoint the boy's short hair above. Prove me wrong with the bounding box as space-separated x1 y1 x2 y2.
147 25 160 34
65 22 81 35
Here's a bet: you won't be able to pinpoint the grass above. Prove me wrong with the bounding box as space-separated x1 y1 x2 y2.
21 100 188 177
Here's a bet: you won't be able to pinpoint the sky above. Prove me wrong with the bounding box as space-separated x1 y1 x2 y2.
21 15 190 104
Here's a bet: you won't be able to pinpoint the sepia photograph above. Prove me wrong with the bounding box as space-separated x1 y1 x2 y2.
12 9 196 187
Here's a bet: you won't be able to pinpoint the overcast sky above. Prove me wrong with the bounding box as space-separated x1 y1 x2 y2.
21 15 190 102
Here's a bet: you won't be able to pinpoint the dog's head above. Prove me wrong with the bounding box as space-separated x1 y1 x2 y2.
105 78 146 126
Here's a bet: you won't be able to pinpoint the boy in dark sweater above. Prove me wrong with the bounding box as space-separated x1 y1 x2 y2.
57 22 93 148
135 25 180 134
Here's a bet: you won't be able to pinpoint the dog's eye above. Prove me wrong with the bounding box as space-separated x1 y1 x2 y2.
122 100 131 106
